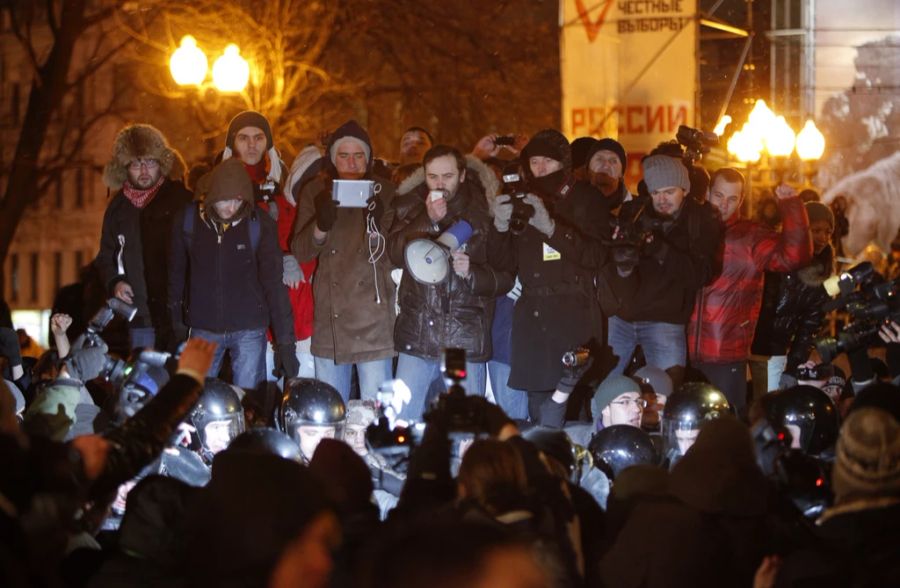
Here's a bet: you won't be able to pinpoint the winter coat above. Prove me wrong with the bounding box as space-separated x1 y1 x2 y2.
489 178 608 391
597 196 723 325
291 121 397 364
96 180 192 333
751 245 833 371
388 157 513 362
689 197 812 364
167 204 295 345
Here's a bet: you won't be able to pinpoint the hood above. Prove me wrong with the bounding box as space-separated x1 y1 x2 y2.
668 416 768 517
398 154 500 212
324 119 374 178
118 475 198 568
103 124 186 191
798 243 834 287
285 144 324 206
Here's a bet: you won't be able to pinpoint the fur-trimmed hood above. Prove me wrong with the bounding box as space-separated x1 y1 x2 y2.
798 243 834 287
397 155 500 213
103 124 186 191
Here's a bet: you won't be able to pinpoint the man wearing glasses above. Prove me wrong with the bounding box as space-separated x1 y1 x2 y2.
97 124 191 352
590 374 646 430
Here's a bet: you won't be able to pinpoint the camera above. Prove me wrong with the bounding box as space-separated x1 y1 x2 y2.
796 364 833 381
562 348 590 368
814 262 900 363
494 135 516 146
255 180 278 202
500 170 534 235
676 125 718 163
81 297 137 349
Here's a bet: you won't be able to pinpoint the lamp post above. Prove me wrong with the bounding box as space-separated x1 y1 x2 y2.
796 120 826 186
169 35 249 93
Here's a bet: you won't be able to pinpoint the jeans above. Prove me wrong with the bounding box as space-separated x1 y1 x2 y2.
129 327 156 351
487 360 528 420
396 353 486 422
607 316 687 375
694 360 749 416
265 338 316 382
192 328 267 391
313 355 393 404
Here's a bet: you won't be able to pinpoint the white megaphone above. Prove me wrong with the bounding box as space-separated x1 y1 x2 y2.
404 219 474 285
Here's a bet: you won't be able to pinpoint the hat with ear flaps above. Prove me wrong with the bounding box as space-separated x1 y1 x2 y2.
103 124 186 191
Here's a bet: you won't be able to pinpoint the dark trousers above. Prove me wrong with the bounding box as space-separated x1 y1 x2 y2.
694 360 748 416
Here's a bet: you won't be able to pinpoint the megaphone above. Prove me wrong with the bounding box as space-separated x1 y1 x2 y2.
404 220 474 285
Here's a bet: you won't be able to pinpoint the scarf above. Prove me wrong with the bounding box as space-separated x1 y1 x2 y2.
123 175 165 209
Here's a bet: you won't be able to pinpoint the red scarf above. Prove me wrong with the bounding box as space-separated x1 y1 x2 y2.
123 175 165 209
244 157 269 184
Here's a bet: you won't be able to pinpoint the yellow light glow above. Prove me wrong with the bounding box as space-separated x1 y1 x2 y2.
796 120 826 161
748 99 776 129
212 44 250 93
727 126 762 163
713 115 732 137
766 115 796 157
169 35 208 86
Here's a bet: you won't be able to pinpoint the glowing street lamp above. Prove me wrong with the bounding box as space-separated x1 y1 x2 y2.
796 120 826 161
212 44 250 93
169 35 208 86
727 126 762 163
765 116 796 157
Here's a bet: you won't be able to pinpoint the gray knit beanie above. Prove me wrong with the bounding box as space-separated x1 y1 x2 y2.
832 407 900 503
592 375 641 419
642 155 690 193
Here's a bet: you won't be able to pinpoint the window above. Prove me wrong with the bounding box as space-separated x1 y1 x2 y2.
9 253 18 302
30 252 39 302
53 251 62 294
75 168 84 208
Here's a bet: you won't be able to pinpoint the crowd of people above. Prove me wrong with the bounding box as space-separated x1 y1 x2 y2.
1 111 899 587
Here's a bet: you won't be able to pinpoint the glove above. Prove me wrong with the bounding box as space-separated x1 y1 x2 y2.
523 194 555 237
612 245 640 277
366 195 385 231
557 348 594 394
65 346 109 382
493 194 513 232
314 189 338 232
282 255 304 288
273 343 300 380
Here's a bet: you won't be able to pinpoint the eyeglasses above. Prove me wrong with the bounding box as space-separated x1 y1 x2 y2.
128 159 160 171
610 398 648 408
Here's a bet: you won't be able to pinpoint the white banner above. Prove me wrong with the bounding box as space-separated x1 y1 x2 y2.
560 0 697 156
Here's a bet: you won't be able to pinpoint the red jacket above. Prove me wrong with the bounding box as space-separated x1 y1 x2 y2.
688 197 811 364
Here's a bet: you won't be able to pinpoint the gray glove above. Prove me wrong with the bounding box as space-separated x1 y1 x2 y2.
282 254 304 288
64 346 109 382
524 193 555 237
492 194 513 232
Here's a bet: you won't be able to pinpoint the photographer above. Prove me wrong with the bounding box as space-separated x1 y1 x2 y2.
488 129 609 423
597 154 722 378
689 174 812 415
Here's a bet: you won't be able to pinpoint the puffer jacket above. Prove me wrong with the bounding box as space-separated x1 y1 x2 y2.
388 157 513 362
751 244 833 371
688 197 812 364
291 120 397 364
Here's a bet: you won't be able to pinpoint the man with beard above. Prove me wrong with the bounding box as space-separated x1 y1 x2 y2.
168 159 295 391
489 129 608 423
597 154 722 379
97 124 191 352
585 138 631 216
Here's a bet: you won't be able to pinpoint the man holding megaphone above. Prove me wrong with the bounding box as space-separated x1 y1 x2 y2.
388 145 514 421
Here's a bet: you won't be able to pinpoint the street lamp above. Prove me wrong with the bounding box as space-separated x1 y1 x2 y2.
796 120 825 162
212 44 250 93
169 35 208 86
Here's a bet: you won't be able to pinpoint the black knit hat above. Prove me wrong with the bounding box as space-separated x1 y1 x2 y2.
590 138 628 171
571 137 598 169
226 111 273 150
521 129 572 172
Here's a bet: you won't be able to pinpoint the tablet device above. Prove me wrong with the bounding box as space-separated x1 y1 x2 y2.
332 179 374 208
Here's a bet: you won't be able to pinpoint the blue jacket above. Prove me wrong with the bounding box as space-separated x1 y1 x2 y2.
168 204 295 344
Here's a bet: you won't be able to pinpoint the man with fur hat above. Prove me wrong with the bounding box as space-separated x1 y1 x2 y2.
388 144 514 420
688 170 811 414
291 120 397 403
597 153 722 382
221 110 312 382
168 158 295 394
96 124 191 352
489 129 609 423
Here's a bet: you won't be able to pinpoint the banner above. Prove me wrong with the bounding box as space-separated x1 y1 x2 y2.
560 0 697 157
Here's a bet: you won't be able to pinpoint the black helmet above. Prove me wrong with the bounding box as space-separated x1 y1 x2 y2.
189 378 245 460
228 427 302 462
589 425 658 480
773 449 832 519
279 378 346 457
764 385 839 456
523 427 576 479
114 364 170 424
661 382 732 461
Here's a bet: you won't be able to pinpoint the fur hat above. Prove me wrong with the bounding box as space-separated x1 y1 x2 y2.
103 124 185 190
832 407 900 503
